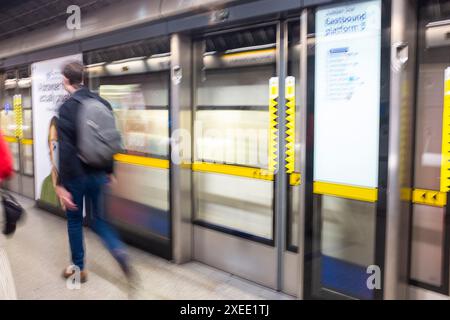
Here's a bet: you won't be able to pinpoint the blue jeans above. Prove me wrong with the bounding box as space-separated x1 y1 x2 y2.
64 174 127 271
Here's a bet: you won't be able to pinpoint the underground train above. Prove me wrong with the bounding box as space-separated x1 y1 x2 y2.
0 0 449 300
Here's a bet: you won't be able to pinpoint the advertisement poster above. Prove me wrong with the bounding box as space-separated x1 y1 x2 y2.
313 0 382 188
31 54 82 207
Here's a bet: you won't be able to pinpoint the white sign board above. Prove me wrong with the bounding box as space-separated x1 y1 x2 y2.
314 0 382 188
32 54 82 204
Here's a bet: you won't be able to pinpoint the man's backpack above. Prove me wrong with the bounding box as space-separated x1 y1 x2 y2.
76 97 122 168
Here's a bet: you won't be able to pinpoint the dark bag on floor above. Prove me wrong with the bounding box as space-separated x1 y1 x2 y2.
2 191 24 236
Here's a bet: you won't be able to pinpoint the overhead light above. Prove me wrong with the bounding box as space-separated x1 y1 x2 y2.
4 78 17 90
224 43 276 54
17 78 31 89
110 56 146 64
426 19 450 28
150 53 170 58
86 62 106 68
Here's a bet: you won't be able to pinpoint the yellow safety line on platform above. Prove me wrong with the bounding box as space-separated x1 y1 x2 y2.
114 154 169 169
313 181 378 203
412 189 447 207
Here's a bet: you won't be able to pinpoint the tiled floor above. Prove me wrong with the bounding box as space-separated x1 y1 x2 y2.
0 195 293 300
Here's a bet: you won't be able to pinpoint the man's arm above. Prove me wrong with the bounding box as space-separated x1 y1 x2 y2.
56 102 78 185
55 103 77 210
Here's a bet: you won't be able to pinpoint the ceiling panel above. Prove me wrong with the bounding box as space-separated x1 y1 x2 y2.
0 0 123 41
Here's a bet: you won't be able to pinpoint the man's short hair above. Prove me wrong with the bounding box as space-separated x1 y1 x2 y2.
62 61 84 86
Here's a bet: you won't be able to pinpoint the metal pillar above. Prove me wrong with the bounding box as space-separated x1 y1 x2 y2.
384 0 417 299
170 33 193 264
296 8 309 300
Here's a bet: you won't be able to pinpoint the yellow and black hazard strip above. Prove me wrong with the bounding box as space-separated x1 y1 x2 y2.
285 76 296 174
311 183 448 207
412 189 446 207
290 172 301 186
13 94 23 139
440 68 450 192
268 77 278 173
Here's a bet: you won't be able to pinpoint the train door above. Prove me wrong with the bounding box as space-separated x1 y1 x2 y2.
302 0 417 300
0 67 34 199
85 37 173 259
191 20 304 293
409 0 450 298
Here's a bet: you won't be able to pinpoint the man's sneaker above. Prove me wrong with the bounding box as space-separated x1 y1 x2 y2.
62 265 88 283
120 263 140 291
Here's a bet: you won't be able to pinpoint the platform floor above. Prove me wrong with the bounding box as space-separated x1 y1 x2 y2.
0 194 293 300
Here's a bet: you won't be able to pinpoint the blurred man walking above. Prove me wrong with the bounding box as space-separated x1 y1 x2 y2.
55 61 132 284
